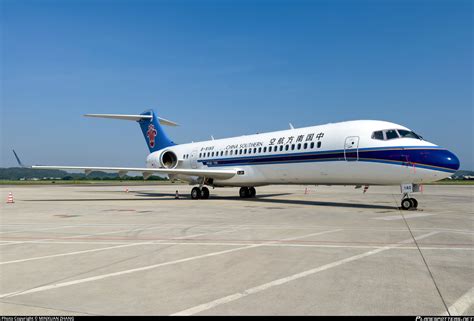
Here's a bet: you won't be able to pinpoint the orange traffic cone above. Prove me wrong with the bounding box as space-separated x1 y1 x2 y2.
6 192 14 204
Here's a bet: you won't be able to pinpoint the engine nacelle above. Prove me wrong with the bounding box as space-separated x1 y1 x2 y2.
160 150 178 169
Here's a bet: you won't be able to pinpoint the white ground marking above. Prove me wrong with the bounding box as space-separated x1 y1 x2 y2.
0 228 241 265
444 287 474 316
0 229 340 299
373 213 437 221
171 231 439 316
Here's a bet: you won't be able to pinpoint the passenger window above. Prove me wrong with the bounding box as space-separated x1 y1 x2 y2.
372 131 384 140
254 148 257 153
304 143 307 149
297 144 301 150
285 145 289 151
239 149 242 155
385 129 399 140
310 142 315 148
291 144 295 150
317 141 321 148
279 146 283 152
263 147 267 153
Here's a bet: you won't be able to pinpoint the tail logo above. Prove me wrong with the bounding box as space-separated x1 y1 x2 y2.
146 124 158 148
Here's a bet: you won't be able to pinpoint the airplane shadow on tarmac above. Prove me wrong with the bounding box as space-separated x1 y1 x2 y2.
25 192 397 210
134 191 397 210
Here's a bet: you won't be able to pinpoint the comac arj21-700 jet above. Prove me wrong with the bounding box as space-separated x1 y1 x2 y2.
32 109 460 210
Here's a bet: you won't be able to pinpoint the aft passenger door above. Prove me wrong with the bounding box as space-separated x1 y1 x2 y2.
190 149 198 169
344 136 359 161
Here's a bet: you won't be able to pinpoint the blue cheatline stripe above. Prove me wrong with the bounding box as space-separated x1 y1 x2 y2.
198 146 442 162
358 159 456 173
198 145 440 163
196 146 457 173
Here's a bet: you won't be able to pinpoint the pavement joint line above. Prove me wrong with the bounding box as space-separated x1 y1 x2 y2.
0 299 97 316
3 241 470 250
391 193 451 316
0 227 242 266
443 287 474 316
0 224 199 247
171 231 439 316
1 224 472 234
1 231 471 247
0 229 341 299
0 225 77 235
0 228 148 247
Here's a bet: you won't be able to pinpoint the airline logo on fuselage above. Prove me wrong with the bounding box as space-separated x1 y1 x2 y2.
147 124 157 148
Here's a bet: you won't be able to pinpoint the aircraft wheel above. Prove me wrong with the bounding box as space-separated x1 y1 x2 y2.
410 198 418 209
239 187 250 198
191 187 201 200
401 198 412 210
201 187 210 199
249 187 256 198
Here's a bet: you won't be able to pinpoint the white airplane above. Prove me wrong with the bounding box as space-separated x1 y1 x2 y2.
33 109 460 210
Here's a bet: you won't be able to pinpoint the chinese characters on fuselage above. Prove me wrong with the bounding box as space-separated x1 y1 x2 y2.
200 132 325 153
269 132 324 146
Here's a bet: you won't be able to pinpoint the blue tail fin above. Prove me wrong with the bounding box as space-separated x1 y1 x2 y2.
138 110 176 152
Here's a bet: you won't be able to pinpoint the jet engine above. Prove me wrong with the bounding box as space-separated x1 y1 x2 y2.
160 150 178 169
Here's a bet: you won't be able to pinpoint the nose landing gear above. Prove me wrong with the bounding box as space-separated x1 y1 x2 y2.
401 193 418 210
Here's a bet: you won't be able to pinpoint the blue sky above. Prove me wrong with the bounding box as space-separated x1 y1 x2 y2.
1 0 472 169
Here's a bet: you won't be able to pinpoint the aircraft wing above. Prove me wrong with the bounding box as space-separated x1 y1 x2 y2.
31 165 236 180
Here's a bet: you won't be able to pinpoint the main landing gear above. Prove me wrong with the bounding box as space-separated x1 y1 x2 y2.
191 186 210 200
239 187 256 198
190 186 257 200
401 193 418 210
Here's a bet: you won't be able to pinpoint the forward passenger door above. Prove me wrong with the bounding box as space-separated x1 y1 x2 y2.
344 136 359 161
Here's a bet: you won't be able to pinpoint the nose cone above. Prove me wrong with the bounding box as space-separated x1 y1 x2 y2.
444 150 461 171
434 149 460 171
412 148 460 172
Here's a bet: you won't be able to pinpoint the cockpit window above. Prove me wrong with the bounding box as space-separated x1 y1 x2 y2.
371 129 423 141
385 130 399 140
397 129 422 139
372 131 384 140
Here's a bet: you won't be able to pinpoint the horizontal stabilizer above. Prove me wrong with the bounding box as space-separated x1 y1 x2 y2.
84 114 178 126
32 166 236 180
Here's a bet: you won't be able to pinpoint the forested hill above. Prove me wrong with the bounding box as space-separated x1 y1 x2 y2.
0 167 167 180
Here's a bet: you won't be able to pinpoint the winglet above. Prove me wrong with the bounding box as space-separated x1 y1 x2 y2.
12 149 27 168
